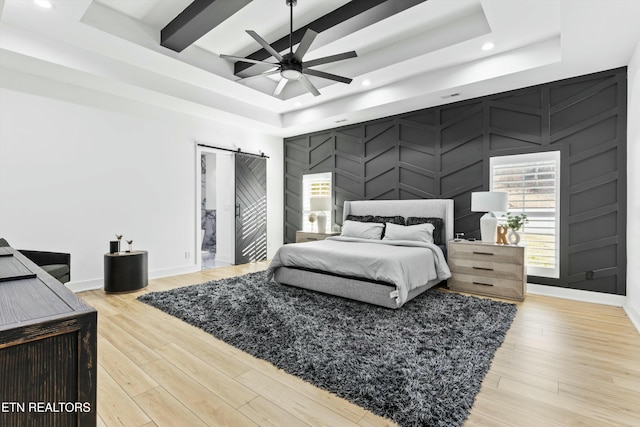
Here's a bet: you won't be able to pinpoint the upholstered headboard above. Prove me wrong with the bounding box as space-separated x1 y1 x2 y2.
343 199 455 244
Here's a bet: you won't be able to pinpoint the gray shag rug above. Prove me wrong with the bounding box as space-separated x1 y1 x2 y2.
137 271 516 427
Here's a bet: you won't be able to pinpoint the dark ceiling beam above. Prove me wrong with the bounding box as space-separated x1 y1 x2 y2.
161 0 253 52
234 0 427 75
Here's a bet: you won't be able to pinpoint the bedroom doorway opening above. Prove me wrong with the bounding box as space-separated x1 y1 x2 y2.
199 149 234 270
197 145 267 269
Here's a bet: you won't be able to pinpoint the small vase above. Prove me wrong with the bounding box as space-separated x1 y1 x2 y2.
508 229 520 245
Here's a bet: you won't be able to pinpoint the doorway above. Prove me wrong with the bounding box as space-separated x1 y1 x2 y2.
198 149 234 270
197 147 267 269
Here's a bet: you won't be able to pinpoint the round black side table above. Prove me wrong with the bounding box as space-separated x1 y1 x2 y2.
104 250 148 293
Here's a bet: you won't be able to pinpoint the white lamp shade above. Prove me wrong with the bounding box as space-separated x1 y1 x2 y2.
310 197 331 212
471 191 508 213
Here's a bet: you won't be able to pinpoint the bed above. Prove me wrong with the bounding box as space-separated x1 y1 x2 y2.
268 199 454 308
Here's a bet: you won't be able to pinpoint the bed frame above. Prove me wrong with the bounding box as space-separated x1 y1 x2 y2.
273 199 454 309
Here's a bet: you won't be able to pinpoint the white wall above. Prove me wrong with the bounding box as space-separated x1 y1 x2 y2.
214 151 235 264
0 83 283 291
626 39 640 332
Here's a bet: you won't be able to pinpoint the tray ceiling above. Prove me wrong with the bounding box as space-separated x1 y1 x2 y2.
1 0 640 136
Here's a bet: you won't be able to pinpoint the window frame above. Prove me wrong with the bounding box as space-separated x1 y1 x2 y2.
490 151 561 279
301 172 332 232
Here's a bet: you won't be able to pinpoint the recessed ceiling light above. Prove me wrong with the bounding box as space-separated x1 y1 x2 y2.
481 42 495 51
294 101 302 107
34 0 54 8
362 79 371 87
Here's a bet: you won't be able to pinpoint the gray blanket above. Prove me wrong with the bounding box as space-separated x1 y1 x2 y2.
267 236 451 306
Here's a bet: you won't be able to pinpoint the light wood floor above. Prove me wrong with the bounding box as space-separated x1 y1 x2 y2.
78 262 640 427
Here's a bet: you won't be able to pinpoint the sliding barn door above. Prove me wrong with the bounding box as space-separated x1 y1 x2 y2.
235 153 267 264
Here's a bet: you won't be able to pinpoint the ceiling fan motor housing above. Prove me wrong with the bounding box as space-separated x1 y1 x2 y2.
280 53 303 80
286 0 297 7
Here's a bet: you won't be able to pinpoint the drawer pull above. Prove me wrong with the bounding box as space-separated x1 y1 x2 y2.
307 238 318 241
473 251 494 256
473 266 494 271
473 281 494 287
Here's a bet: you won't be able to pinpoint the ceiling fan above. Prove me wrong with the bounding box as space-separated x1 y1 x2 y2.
220 0 357 97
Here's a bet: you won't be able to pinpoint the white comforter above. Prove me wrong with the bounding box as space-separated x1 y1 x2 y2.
267 236 451 305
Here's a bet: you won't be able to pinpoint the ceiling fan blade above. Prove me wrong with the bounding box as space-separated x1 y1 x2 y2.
304 68 352 84
303 51 357 68
293 29 318 61
220 54 277 67
246 30 284 62
236 69 280 82
273 78 288 96
299 75 321 97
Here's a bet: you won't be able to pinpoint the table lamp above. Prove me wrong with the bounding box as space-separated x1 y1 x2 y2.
471 191 508 243
310 197 331 233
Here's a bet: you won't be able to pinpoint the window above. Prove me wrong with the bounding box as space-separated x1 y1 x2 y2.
302 172 332 231
491 151 560 278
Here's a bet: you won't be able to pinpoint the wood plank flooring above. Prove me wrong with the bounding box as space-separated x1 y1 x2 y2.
78 262 640 426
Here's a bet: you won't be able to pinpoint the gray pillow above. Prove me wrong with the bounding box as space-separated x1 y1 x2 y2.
346 215 405 225
340 220 384 240
406 217 444 245
383 222 435 244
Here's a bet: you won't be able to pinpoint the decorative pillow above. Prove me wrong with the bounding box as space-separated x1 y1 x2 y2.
340 220 384 240
346 215 406 226
406 217 444 245
383 222 435 244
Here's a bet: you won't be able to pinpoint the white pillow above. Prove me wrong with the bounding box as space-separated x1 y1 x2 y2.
383 222 435 244
340 220 384 240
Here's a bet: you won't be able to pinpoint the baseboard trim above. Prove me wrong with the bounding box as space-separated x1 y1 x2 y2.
623 302 640 334
526 283 626 307
67 264 200 294
149 264 200 280
66 279 104 293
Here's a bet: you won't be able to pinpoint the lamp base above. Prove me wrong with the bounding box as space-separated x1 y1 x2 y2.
480 213 498 243
317 211 327 234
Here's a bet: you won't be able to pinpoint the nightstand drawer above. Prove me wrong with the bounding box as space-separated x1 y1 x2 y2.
448 257 524 281
295 231 340 243
298 236 321 243
448 242 523 265
448 274 525 301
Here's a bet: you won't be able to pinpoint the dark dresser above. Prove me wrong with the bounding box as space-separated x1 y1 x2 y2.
0 246 97 426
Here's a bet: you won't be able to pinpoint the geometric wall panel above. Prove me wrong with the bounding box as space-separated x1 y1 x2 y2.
442 136 482 169
284 67 627 295
560 116 618 155
490 107 542 136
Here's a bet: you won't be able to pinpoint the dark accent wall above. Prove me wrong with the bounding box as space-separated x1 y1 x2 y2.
284 67 627 295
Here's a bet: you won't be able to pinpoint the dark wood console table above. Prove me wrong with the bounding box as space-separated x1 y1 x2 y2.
0 246 97 427
104 250 148 293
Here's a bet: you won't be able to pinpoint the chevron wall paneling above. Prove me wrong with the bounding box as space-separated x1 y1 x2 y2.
283 67 627 294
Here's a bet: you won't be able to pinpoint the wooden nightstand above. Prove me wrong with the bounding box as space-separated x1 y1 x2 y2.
447 240 526 301
295 231 340 243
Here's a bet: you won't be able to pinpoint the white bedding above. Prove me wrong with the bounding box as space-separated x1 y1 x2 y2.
267 236 451 306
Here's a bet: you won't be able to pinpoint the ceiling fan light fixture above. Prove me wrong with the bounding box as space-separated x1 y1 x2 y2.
281 69 302 80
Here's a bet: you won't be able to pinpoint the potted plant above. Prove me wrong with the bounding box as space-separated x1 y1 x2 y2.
504 212 528 244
